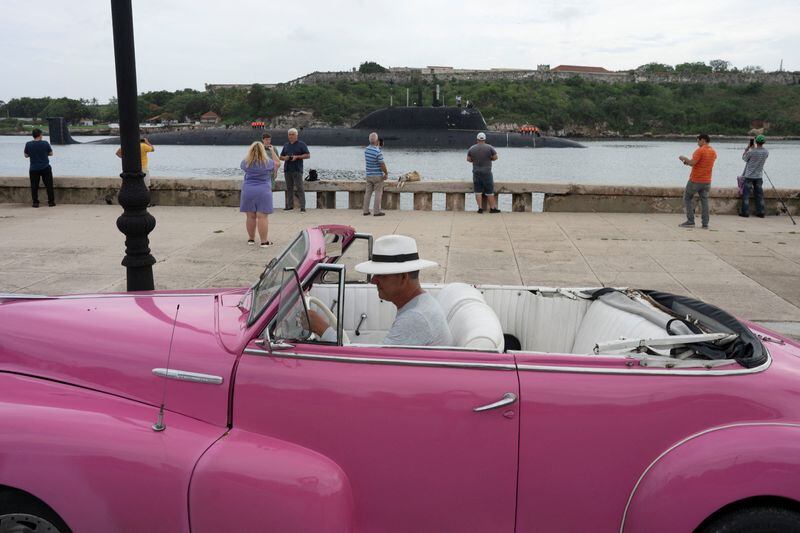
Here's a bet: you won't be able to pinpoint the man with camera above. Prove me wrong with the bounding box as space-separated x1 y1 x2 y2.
280 128 311 212
739 135 769 218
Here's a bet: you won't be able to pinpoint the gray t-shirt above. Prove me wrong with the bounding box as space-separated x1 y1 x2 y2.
467 143 497 173
742 147 769 179
384 292 454 347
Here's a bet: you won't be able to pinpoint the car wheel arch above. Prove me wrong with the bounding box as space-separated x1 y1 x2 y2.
0 484 73 533
694 495 800 532
621 422 800 533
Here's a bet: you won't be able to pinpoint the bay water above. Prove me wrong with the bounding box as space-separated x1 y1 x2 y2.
3 135 798 211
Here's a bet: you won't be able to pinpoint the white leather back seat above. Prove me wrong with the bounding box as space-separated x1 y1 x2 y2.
436 283 504 352
571 299 667 354
482 289 590 353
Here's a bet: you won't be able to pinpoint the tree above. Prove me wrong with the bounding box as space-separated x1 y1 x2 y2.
742 65 765 74
41 98 89 123
675 62 712 75
709 59 731 73
358 61 388 74
636 63 674 74
247 84 268 115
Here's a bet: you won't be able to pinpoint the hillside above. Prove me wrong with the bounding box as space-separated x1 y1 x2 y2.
3 77 800 136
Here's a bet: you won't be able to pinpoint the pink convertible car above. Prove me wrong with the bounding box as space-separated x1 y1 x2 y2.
2 224 800 533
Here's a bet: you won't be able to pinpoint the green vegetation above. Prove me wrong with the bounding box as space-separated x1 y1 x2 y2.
2 67 798 136
358 61 388 74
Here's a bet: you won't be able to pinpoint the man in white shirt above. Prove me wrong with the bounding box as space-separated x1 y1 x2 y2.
308 235 453 346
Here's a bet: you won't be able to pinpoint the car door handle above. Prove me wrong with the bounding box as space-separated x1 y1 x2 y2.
473 392 518 412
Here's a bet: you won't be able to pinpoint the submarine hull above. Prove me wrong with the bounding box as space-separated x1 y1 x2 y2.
94 127 584 148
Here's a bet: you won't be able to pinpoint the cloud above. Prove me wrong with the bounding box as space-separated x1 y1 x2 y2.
1 0 798 101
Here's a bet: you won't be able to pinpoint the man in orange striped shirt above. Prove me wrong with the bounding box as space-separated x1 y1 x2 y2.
678 133 717 229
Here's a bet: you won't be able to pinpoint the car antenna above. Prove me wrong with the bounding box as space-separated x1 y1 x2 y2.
153 304 180 432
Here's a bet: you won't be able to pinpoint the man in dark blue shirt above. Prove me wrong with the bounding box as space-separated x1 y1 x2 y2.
279 128 310 211
23 128 55 207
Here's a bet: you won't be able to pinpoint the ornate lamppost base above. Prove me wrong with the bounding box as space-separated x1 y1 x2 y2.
116 170 156 291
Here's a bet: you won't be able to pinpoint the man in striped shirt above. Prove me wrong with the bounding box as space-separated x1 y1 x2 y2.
678 133 717 229
363 132 388 216
739 135 769 218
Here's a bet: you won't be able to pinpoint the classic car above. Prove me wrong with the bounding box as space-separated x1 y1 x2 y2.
1 224 800 533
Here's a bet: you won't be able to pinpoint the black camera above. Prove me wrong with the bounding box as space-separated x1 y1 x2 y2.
749 138 755 147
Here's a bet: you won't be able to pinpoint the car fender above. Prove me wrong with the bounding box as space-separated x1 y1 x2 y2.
189 427 355 533
0 373 225 533
622 423 800 533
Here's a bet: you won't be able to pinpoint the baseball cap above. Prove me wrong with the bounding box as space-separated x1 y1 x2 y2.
755 134 766 143
476 132 486 140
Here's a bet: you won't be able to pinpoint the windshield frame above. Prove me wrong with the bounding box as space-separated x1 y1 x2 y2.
246 231 309 326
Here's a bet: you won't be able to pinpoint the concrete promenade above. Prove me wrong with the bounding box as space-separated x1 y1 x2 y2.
2 203 799 336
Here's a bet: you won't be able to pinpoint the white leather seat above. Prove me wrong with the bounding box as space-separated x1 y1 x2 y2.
437 283 505 352
571 300 667 354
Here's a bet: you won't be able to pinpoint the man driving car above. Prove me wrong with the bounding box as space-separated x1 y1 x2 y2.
308 235 453 346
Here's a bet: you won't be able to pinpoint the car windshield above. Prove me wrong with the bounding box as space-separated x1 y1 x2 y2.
247 231 309 325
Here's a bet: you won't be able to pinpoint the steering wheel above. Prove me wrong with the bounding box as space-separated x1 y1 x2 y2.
306 296 350 344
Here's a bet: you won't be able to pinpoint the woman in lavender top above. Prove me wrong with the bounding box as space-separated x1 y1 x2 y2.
240 141 280 247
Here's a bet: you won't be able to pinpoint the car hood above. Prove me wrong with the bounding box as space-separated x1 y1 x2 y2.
0 291 238 427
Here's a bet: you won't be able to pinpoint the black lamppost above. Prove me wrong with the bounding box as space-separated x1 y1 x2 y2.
110 0 155 291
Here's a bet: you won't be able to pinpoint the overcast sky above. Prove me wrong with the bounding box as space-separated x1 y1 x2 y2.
2 0 798 102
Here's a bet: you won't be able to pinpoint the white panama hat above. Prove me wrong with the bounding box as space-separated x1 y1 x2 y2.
355 235 438 275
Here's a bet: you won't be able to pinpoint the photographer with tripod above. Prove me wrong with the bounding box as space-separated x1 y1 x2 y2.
739 134 769 218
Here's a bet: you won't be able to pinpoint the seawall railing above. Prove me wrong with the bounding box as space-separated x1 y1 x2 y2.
0 177 797 215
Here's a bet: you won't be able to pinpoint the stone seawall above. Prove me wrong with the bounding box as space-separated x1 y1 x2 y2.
1 177 797 215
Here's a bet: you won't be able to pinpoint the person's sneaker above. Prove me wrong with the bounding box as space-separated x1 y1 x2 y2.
32 203 40 208
260 241 274 248
490 208 501 213
300 208 306 212
284 207 293 211
477 208 484 214
48 203 56 207
701 225 709 229
362 212 371 216
756 214 765 218
738 213 749 218
678 221 695 228
247 239 255 246
373 212 386 217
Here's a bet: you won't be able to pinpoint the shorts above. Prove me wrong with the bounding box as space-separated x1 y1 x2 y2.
472 170 494 195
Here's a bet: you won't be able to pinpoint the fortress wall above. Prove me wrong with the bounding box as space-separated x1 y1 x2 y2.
284 70 800 87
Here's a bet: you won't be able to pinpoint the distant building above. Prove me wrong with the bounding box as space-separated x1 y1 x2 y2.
551 65 612 74
79 118 94 126
200 111 221 124
422 66 454 75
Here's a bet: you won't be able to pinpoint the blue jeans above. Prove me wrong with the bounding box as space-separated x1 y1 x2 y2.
683 180 710 226
741 178 764 216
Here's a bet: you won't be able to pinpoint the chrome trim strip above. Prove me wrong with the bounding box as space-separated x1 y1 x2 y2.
619 421 800 533
243 348 515 371
152 368 224 385
1 293 220 301
517 350 771 377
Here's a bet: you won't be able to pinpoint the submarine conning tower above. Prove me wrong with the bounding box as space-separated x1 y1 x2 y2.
353 106 487 131
47 117 79 145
